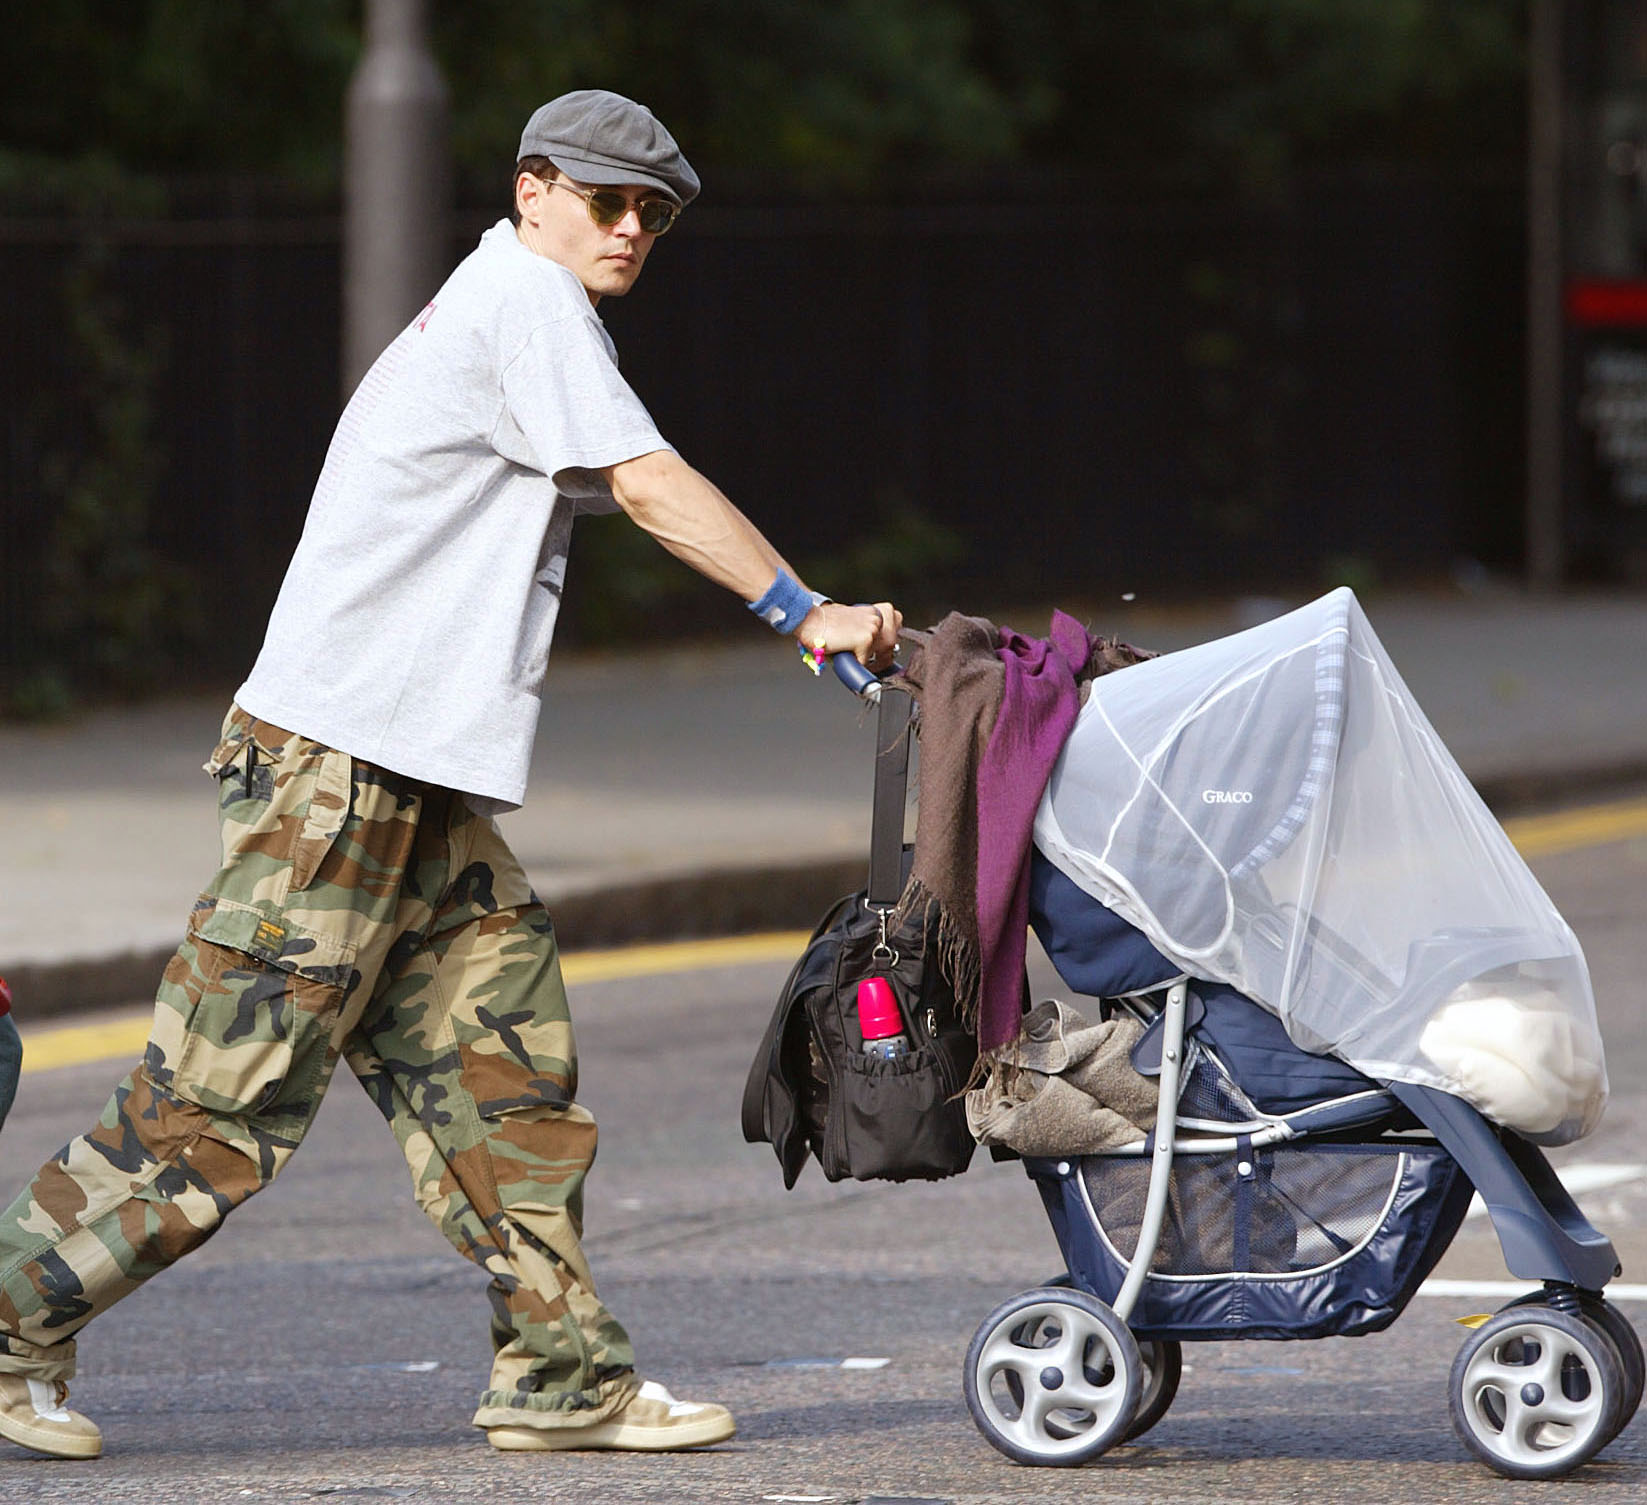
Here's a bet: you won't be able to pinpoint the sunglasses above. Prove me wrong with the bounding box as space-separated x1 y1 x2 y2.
548 178 680 236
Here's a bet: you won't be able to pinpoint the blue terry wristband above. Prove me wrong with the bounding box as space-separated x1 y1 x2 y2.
748 568 824 635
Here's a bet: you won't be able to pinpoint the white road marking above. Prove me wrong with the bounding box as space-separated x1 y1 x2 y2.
763 1356 891 1370
1463 1160 1646 1218
1419 1278 1647 1302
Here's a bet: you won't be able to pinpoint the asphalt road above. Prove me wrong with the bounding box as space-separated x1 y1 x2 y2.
2 811 1645 1503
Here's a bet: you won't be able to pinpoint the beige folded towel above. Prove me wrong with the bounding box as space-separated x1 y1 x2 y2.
966 998 1158 1156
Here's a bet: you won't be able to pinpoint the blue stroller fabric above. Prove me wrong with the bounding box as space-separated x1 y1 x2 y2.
1029 849 1377 1114
1185 982 1378 1113
1029 850 1180 997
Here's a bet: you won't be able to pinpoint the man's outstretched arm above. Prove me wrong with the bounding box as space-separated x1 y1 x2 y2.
604 449 900 663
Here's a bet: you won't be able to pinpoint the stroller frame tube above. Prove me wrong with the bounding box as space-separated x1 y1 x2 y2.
1113 978 1189 1322
1096 988 1620 1314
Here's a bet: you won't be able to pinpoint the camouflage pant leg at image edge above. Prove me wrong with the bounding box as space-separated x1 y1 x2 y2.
0 709 424 1380
0 710 636 1422
345 807 637 1429
0 1014 20 1131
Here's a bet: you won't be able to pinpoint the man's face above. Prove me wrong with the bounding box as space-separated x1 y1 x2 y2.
516 170 666 304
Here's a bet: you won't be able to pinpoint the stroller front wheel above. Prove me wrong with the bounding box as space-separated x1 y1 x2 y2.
1494 1291 1644 1448
1448 1305 1626 1479
963 1286 1143 1466
1580 1298 1645 1440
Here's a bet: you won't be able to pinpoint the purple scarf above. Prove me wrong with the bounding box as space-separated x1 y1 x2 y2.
974 611 1096 1050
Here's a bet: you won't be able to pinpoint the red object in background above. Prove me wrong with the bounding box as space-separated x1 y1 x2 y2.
1567 280 1647 327
0 976 11 1018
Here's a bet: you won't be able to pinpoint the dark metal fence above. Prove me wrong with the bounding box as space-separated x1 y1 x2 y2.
0 171 1524 701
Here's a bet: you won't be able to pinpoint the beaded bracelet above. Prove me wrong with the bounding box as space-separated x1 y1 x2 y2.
798 635 828 674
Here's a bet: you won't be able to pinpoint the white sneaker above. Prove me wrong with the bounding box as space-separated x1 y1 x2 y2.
0 1375 103 1459
487 1379 735 1452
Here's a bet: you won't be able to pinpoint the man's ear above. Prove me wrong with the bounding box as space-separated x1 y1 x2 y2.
516 170 548 227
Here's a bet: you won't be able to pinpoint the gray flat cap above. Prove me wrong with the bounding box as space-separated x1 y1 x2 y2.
518 90 700 208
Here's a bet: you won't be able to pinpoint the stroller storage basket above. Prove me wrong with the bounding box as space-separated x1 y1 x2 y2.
1030 1138 1473 1341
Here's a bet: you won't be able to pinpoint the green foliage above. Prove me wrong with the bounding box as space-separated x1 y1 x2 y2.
4 668 78 723
1320 553 1384 597
559 509 725 645
969 0 1525 188
558 496 966 647
0 0 1533 693
16 242 195 713
797 495 968 609
1181 254 1300 548
0 2 1528 194
435 0 1039 192
0 1 356 189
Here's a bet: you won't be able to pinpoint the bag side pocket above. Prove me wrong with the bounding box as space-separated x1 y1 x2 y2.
741 894 853 1189
828 1046 975 1182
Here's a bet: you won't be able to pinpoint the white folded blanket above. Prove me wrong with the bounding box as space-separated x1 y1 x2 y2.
1419 982 1606 1140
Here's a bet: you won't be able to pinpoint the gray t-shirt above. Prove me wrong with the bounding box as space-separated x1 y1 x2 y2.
237 220 671 810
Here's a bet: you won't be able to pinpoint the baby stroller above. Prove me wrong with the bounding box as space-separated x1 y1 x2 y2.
951 589 1638 1480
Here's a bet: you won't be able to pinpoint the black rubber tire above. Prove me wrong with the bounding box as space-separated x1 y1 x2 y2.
1582 1299 1645 1441
1124 1339 1184 1441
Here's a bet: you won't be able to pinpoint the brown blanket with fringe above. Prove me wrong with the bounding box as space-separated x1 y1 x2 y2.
895 613 1155 1057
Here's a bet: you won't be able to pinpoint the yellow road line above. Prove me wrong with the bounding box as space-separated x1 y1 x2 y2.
17 794 1647 1077
561 930 809 984
20 1016 155 1074
19 929 812 1075
1501 795 1647 860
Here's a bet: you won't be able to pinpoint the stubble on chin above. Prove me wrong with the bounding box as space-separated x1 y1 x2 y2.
598 265 643 298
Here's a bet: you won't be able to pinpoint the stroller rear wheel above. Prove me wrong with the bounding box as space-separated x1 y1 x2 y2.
964 1286 1142 1466
1027 1271 1181 1440
1124 1338 1183 1441
1448 1305 1626 1479
1003 1332 1181 1444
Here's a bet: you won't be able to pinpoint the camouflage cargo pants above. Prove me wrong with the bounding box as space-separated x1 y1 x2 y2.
0 706 638 1430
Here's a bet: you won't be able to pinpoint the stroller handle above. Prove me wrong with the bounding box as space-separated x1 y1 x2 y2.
831 652 885 702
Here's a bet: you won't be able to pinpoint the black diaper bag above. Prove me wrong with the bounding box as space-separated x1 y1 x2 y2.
740 683 977 1187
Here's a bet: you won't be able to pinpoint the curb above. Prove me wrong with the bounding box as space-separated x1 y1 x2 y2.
9 755 1647 1028
5 857 866 1025
1470 757 1647 819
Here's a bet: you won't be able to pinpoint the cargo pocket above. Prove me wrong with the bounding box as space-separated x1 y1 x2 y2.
290 746 352 892
147 893 357 1120
204 721 277 818
203 712 353 898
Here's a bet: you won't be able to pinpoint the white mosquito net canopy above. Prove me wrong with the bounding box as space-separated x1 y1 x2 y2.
1033 587 1606 1145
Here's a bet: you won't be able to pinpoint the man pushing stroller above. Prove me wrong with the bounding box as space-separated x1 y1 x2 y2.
0 90 899 1461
